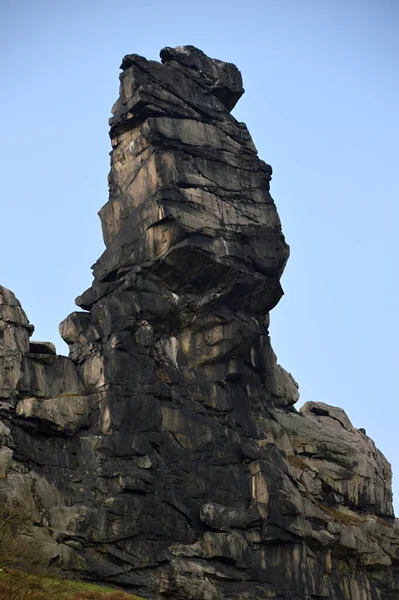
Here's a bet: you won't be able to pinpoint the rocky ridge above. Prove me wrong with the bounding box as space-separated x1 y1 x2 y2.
0 46 398 599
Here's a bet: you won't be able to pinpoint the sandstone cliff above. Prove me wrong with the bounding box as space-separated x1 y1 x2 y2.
0 46 398 600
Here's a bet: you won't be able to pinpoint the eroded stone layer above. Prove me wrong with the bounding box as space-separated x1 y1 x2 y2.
0 47 398 600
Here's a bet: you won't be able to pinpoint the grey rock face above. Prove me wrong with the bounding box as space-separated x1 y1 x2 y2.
0 47 398 599
0 285 32 400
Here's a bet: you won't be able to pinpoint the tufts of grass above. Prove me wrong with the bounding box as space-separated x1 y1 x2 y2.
0 499 145 600
0 571 145 600
315 502 362 525
287 454 311 470
65 579 145 599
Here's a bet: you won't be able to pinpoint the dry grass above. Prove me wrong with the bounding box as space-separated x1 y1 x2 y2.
316 502 361 525
0 499 144 600
287 454 311 470
155 367 173 384
0 573 144 600
69 592 137 600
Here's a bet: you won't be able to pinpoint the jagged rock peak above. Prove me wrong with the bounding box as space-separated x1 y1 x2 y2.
0 47 398 600
119 45 244 113
109 44 246 141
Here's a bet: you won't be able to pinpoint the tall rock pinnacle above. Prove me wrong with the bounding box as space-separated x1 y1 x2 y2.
0 47 398 599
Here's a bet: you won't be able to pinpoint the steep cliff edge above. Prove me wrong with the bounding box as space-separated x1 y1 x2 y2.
0 46 398 599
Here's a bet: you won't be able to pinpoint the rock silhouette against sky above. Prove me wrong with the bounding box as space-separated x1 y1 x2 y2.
0 46 398 600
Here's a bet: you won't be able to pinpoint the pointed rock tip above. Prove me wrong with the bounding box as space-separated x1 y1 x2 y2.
118 45 244 112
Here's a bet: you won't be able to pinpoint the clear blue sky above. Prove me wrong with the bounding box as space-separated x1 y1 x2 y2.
1 0 398 511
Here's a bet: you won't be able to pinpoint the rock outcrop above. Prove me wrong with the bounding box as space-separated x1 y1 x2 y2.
0 46 398 599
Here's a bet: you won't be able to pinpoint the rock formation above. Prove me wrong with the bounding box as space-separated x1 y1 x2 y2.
0 46 398 599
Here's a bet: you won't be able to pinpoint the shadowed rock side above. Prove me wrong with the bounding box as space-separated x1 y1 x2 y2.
0 46 398 599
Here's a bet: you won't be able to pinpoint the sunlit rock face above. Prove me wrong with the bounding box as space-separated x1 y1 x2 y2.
0 47 398 600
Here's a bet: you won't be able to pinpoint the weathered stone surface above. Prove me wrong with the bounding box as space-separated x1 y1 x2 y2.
0 285 32 400
0 46 397 600
16 394 90 435
0 446 13 479
275 401 394 515
200 502 261 531
20 354 82 399
29 341 57 355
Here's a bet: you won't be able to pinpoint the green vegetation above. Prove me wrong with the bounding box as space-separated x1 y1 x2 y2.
0 573 144 600
0 498 144 600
